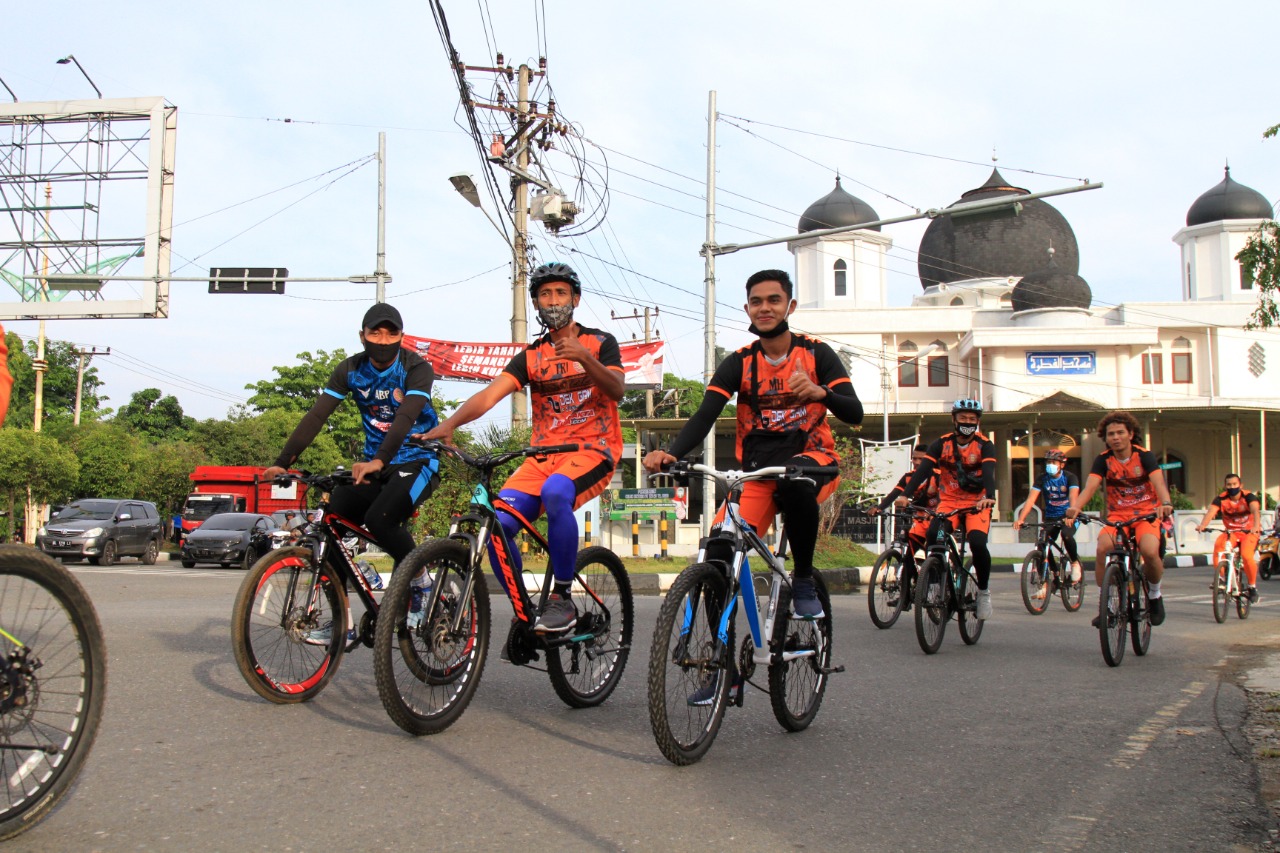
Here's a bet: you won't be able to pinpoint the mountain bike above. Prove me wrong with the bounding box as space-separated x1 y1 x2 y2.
0 545 106 840
647 460 844 766
373 439 632 736
868 510 920 629
1092 513 1160 667
230 469 388 703
1204 528 1252 622
913 506 984 655
1020 519 1087 615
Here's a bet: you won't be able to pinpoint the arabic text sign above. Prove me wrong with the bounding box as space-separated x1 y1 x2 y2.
1026 351 1096 376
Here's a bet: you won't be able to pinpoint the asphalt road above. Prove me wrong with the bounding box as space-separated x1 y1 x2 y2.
8 564 1279 852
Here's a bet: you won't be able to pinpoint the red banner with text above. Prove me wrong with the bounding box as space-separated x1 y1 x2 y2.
403 336 664 389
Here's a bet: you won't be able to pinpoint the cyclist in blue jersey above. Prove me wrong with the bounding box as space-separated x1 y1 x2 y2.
1013 449 1083 595
265 302 440 568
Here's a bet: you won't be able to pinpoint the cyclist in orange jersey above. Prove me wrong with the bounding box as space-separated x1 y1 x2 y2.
1196 473 1262 603
1066 411 1174 626
0 324 10 426
644 269 863 620
423 263 625 634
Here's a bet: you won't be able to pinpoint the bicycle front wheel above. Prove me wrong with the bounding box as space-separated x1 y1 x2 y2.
1236 589 1251 619
231 546 347 703
547 546 633 708
768 573 833 732
1060 564 1085 612
957 566 984 646
0 546 107 841
914 555 948 655
1020 550 1050 615
868 549 906 629
647 563 733 766
1131 577 1151 656
373 539 489 736
1099 560 1127 667
1212 561 1229 623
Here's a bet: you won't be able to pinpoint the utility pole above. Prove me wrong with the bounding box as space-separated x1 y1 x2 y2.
510 63 532 430
72 347 110 426
700 90 718 537
611 307 660 416
375 132 388 304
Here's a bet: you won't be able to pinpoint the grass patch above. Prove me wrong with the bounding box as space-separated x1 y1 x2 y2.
1259 747 1280 759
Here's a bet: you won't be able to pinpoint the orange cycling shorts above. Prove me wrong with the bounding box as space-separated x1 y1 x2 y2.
501 451 615 510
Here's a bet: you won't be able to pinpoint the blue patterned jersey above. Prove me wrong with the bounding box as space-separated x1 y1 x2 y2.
1035 470 1079 519
325 349 439 466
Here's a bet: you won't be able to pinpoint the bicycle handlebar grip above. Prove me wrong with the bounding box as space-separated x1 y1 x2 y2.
786 464 840 477
531 443 579 456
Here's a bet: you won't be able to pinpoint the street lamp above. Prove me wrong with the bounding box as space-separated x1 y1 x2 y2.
55 55 102 99
449 173 512 247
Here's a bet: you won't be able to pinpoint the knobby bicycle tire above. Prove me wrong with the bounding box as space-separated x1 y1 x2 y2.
1060 559 1085 612
0 545 107 841
1099 559 1127 667
231 546 347 704
546 546 634 708
1211 560 1229 624
1020 550 1050 616
373 539 489 736
1130 576 1152 656
768 573 833 732
868 549 906 629
914 555 948 655
957 565 984 646
647 563 733 766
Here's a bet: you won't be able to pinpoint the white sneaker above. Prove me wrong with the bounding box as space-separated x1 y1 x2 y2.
976 589 992 620
1070 562 1083 583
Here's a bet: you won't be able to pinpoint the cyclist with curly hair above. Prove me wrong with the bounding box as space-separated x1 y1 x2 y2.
899 398 998 619
1066 410 1174 626
423 262 625 634
1013 448 1084 594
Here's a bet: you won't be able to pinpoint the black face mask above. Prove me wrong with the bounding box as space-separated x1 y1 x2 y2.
748 319 789 339
955 423 979 438
1227 487 1242 497
363 340 401 364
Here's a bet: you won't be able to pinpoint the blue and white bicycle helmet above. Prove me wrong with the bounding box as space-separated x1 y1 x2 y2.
951 398 983 416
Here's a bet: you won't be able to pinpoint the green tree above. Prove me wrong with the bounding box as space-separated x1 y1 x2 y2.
1236 122 1280 329
136 439 209 518
618 372 707 420
66 422 144 499
244 349 363 458
3 332 107 428
115 388 194 441
190 408 345 474
0 429 80 538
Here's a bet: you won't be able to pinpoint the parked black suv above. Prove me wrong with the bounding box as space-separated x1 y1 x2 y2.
37 499 165 566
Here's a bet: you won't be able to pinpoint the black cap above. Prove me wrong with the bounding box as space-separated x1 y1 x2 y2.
361 303 403 331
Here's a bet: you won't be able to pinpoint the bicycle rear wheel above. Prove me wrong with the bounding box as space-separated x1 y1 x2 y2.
546 546 633 708
1211 561 1229 623
1099 559 1127 667
1020 550 1050 615
914 556 948 655
957 566 984 646
1060 561 1085 612
768 573 833 732
1131 577 1152 656
1236 589 1251 619
868 549 906 629
0 545 107 841
373 539 489 736
647 563 733 766
231 546 347 703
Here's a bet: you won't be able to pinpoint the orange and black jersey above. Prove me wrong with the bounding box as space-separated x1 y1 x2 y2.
879 468 939 512
500 325 624 462
1088 445 1160 522
667 334 862 462
905 432 997 504
1212 490 1261 531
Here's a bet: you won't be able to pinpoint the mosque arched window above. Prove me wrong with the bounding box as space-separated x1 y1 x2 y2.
928 340 950 387
834 259 847 297
897 341 918 387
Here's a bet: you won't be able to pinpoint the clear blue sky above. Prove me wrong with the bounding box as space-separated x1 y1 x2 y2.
5 1 1278 426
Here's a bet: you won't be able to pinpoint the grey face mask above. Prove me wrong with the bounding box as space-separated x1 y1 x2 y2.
537 303 574 330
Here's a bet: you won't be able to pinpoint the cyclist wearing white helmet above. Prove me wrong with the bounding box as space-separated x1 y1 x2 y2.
900 398 998 619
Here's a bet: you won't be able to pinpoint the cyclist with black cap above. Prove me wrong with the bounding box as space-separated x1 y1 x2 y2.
264 302 441 639
423 262 625 634
900 398 998 620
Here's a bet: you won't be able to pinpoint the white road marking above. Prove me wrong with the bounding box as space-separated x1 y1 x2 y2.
1108 681 1206 770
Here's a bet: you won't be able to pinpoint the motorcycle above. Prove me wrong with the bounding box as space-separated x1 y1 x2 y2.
1258 525 1279 581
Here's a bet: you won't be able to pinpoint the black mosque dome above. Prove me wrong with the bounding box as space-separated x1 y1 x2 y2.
918 168 1080 289
1185 166 1273 226
1011 249 1091 312
798 177 881 233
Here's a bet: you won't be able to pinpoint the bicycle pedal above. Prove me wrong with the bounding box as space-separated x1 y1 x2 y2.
820 664 846 675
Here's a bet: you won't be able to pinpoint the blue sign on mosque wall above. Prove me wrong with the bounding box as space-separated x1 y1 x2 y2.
1026 351 1096 375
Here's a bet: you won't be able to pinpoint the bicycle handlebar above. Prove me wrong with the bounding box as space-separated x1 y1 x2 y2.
665 459 837 488
406 436 580 471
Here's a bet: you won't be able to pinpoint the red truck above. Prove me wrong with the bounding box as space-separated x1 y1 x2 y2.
173 466 308 541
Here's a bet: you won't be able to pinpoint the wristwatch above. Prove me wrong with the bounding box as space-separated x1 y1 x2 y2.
818 384 832 399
